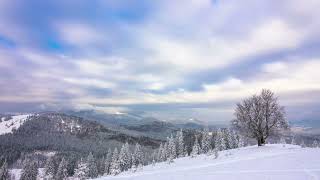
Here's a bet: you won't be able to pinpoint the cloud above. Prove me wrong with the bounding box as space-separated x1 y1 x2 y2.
74 56 128 76
137 18 305 73
56 23 104 46
0 0 319 123
62 77 116 89
72 58 320 108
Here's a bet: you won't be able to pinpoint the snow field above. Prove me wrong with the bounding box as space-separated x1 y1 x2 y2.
97 144 320 180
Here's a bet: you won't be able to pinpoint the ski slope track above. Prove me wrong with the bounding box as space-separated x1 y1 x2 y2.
0 114 31 135
97 144 320 180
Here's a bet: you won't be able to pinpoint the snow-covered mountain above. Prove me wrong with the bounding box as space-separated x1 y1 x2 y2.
96 144 320 180
0 114 32 135
0 112 162 165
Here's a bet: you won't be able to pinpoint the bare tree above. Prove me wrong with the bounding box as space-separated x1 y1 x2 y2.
232 89 289 146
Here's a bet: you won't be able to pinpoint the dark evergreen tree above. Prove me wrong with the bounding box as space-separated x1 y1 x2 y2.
201 129 211 154
73 158 88 180
55 157 68 180
191 136 200 157
104 149 112 175
20 160 38 180
176 130 185 158
110 148 120 175
87 152 98 178
44 157 55 179
132 143 144 170
0 160 10 180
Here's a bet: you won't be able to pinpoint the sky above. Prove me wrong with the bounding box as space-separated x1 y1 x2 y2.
0 0 319 124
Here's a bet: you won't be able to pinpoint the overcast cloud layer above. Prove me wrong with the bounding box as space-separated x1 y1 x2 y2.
0 0 319 123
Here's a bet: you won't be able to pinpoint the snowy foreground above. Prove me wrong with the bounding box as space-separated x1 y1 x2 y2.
97 144 320 180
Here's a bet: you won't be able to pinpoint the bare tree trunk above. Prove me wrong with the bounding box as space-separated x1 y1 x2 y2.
257 137 265 146
257 138 262 146
261 137 265 145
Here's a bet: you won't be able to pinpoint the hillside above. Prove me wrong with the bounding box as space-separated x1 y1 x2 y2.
97 144 320 180
0 112 161 165
0 114 31 135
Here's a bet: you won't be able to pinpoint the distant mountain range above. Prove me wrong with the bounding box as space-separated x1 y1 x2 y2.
0 110 217 166
63 110 220 139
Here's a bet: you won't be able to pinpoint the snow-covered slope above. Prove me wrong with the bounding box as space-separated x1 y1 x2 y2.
0 114 31 135
97 144 320 180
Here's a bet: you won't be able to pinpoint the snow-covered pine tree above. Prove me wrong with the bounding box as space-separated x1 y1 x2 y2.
221 129 229 150
97 155 105 176
132 143 144 170
0 159 9 180
176 129 185 157
119 144 126 172
151 151 157 164
300 140 306 148
213 148 219 159
164 140 170 161
74 158 88 180
280 137 286 146
124 142 132 169
222 129 231 150
191 136 200 157
110 148 121 175
238 136 245 148
87 152 98 178
44 157 55 179
230 130 239 149
222 131 228 150
214 129 222 151
104 148 112 175
20 160 38 180
167 135 176 163
291 136 297 145
119 142 131 172
55 157 68 180
312 140 319 148
201 129 211 154
160 143 167 161
156 143 163 162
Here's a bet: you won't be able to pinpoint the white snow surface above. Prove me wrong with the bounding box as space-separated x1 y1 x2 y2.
0 114 31 135
97 144 320 180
